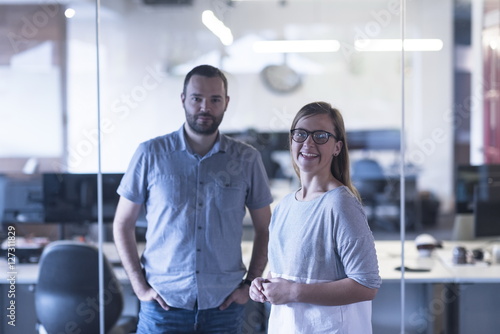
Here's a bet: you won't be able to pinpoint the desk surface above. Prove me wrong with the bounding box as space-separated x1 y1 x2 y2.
2 240 500 285
0 241 255 284
434 240 500 283
375 241 453 283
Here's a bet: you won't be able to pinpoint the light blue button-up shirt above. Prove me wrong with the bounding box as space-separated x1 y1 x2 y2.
118 126 273 310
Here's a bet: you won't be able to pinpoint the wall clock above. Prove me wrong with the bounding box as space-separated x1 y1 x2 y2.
260 64 302 94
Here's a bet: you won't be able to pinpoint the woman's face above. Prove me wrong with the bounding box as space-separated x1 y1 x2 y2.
291 114 342 177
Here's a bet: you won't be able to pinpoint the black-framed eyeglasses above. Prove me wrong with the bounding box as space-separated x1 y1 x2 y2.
290 128 337 145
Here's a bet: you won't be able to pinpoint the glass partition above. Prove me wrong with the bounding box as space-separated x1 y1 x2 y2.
0 2 100 333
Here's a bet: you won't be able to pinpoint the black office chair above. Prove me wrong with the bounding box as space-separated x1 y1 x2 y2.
352 158 390 229
35 240 136 334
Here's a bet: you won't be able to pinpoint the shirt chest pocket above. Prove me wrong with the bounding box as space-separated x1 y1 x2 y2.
151 174 187 207
214 179 246 212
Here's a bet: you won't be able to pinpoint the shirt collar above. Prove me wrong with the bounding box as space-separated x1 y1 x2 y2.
178 124 227 157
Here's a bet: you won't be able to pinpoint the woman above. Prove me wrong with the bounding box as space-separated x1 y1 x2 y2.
250 102 381 333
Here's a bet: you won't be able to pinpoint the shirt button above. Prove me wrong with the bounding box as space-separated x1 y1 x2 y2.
198 202 203 207
197 248 201 252
196 270 199 274
198 226 202 230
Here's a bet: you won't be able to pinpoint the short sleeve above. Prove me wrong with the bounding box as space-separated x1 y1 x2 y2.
117 143 149 204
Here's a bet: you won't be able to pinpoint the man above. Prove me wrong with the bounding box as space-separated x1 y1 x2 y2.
113 64 273 333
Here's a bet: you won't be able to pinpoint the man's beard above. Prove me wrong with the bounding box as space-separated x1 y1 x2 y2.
185 112 223 135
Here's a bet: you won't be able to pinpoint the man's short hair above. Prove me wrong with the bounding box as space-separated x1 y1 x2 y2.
183 64 228 96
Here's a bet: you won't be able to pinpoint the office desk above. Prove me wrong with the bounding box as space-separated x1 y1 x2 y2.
434 241 500 282
433 241 500 334
373 240 500 334
2 240 500 334
373 240 452 334
375 241 454 283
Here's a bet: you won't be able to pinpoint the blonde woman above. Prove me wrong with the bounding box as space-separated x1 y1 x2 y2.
250 101 381 333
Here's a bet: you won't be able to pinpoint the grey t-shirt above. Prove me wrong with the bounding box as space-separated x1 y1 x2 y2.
269 186 381 287
267 186 381 333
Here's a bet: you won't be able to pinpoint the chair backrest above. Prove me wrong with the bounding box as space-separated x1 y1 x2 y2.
352 158 385 179
352 158 386 197
35 240 123 334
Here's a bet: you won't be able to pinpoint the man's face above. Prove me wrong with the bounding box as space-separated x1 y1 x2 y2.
182 75 229 135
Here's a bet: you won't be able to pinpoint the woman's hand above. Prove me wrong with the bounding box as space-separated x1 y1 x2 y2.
249 277 268 303
261 277 297 305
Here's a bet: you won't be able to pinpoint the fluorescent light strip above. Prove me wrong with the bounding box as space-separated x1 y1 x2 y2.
355 39 444 51
253 40 340 53
202 10 233 46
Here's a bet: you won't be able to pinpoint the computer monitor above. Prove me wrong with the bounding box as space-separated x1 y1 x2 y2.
43 173 123 224
346 129 400 151
473 184 500 239
224 130 290 179
455 164 500 214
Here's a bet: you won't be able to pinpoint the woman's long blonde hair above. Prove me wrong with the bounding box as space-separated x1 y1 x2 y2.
290 101 361 202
